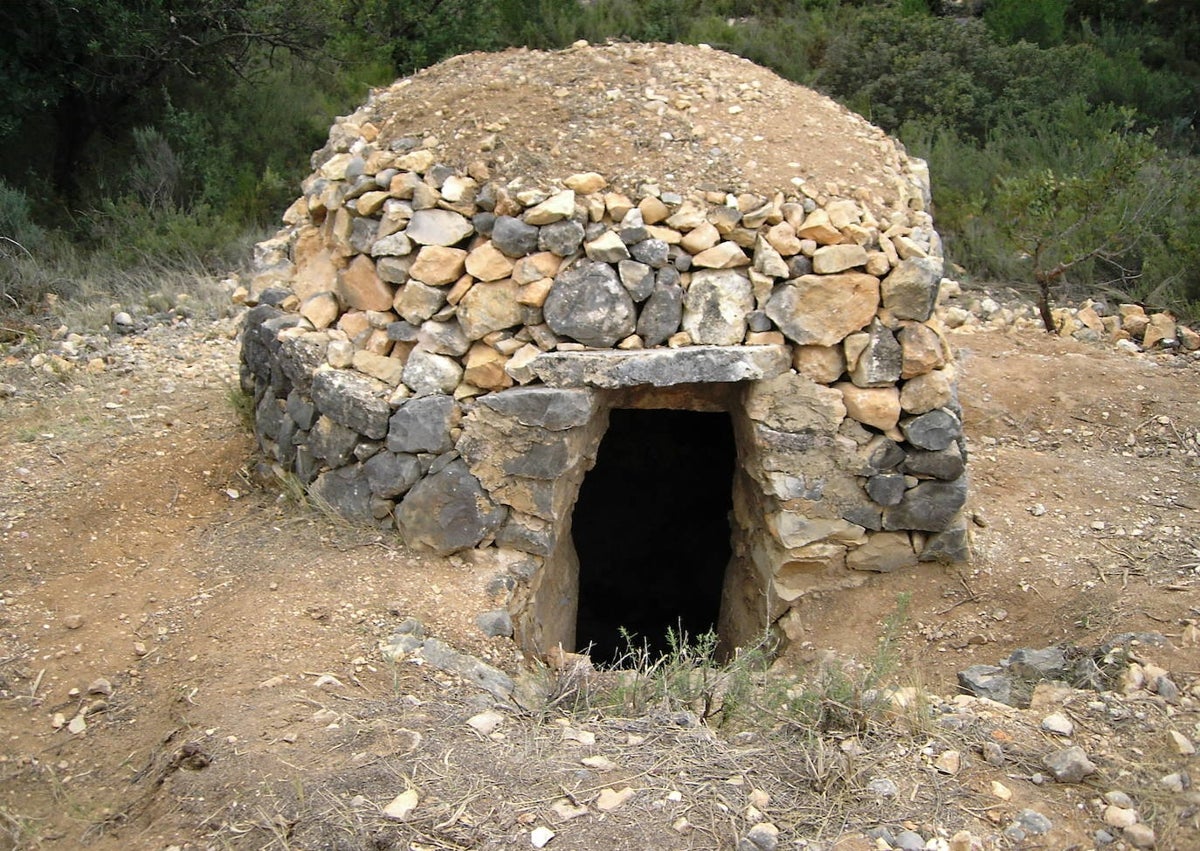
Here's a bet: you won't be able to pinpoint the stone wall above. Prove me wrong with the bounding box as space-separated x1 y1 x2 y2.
238 48 968 657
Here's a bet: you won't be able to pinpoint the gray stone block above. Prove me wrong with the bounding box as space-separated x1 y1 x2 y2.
538 219 585 256
848 320 901 388
919 520 971 563
286 389 318 430
630 237 669 268
618 260 655 301
387 394 458 454
866 473 907 506
396 459 506 555
478 386 598 431
308 415 359 467
311 368 391 440
476 609 514 638
882 475 967 532
901 409 962 451
636 280 684 347
494 512 555 556
957 665 1012 704
364 451 423 499
491 215 539 257
278 333 329 395
502 439 572 479
255 393 286 442
882 256 943 321
419 637 514 699
903 442 966 481
543 261 636 347
683 269 754 346
310 464 373 520
529 345 791 389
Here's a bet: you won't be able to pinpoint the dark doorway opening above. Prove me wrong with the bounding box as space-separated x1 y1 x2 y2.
572 408 736 664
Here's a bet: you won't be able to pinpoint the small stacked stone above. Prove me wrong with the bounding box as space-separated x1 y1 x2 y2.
242 155 944 388
241 154 959 508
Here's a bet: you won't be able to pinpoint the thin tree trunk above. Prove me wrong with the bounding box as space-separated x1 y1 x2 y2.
1036 272 1056 333
51 89 96 205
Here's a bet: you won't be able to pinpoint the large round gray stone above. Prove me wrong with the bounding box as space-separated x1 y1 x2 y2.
396 459 506 555
543 262 636 347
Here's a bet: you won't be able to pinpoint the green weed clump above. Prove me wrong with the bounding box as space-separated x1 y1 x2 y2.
553 593 921 740
591 625 775 723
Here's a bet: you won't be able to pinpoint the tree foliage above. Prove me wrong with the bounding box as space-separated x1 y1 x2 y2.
994 122 1170 329
1 0 1198 318
0 1 335 201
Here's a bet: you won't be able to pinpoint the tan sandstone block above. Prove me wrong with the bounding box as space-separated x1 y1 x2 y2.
793 345 846 383
512 252 561 285
638 196 670 225
765 222 802 256
564 172 607 194
847 532 917 573
339 255 393 312
813 244 869 274
837 383 901 432
292 225 339 301
796 209 843 245
300 292 340 330
692 241 750 269
899 365 956 415
897 322 947 378
680 222 721 255
410 246 468 286
517 278 554 307
463 343 514 391
465 241 515 282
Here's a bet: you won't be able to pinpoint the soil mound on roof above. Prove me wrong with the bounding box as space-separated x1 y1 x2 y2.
319 41 927 212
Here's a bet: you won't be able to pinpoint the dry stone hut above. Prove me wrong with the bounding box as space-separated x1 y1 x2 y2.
239 42 969 661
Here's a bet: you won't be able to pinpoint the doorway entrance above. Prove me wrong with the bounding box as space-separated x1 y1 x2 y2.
571 408 736 663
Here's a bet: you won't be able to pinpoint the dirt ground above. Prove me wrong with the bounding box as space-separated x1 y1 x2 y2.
0 308 1197 850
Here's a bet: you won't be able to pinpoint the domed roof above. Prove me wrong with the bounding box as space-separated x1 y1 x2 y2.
312 41 928 214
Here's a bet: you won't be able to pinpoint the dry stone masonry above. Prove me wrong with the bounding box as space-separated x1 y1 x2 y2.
238 42 969 657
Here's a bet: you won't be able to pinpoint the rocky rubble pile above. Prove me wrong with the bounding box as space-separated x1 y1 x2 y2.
0 285 238 390
940 284 1200 355
375 614 1198 851
947 632 1200 850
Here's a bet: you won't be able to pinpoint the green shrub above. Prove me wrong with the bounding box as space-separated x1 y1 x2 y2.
0 180 45 257
82 198 243 267
985 0 1069 47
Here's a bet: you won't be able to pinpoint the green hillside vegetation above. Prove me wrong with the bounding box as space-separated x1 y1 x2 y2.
1 0 1197 323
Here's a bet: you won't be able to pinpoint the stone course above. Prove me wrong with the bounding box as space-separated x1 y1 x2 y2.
238 43 970 657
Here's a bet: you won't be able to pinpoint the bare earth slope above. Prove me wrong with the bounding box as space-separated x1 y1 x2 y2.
1 312 1198 850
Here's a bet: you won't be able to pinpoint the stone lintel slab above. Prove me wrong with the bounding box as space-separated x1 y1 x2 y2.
528 345 791 389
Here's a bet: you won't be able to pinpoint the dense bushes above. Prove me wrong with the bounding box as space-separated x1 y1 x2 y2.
1 0 1197 320
532 0 1200 316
